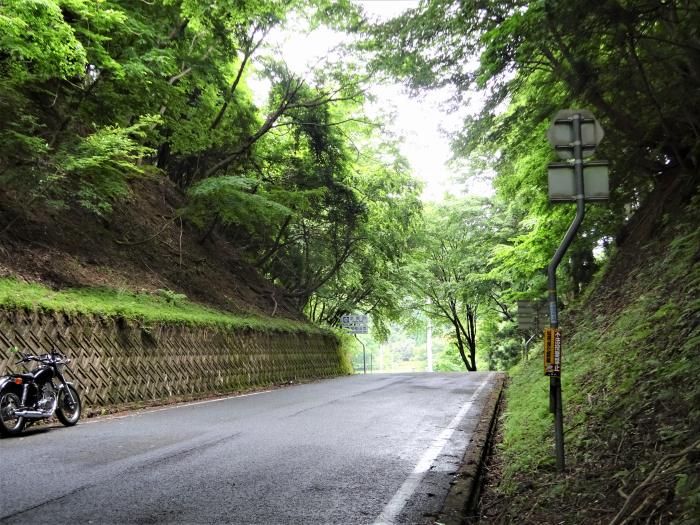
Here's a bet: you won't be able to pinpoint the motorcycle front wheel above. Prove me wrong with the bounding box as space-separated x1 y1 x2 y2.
56 385 81 426
0 389 26 437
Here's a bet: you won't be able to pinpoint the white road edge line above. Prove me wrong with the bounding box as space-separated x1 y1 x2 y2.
372 376 492 525
81 389 275 425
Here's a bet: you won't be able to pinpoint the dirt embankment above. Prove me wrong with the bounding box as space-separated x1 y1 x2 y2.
0 177 301 320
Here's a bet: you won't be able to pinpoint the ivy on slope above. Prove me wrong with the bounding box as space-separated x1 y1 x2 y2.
488 195 700 524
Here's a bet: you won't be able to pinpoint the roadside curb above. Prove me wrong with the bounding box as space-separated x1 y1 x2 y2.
437 372 506 525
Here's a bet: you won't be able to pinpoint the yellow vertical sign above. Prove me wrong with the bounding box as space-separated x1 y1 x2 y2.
544 328 562 376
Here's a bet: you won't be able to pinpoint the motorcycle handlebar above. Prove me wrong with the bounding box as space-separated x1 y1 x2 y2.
10 350 70 365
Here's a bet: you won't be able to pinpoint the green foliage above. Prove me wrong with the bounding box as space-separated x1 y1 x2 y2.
0 0 305 213
0 0 422 334
362 0 700 374
434 343 467 372
400 197 506 371
304 134 422 338
330 327 359 375
56 117 161 214
500 359 556 478
480 315 521 370
1 115 161 214
0 0 88 81
361 5 700 518
155 288 187 305
185 176 293 234
364 0 700 188
345 322 461 374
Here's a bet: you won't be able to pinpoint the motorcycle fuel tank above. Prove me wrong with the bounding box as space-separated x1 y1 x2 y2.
32 366 55 384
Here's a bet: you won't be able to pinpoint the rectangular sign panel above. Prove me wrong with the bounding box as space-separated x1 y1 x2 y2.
543 328 562 376
518 300 536 331
518 300 550 332
547 161 610 202
548 122 602 159
548 117 603 147
345 325 368 334
340 314 369 334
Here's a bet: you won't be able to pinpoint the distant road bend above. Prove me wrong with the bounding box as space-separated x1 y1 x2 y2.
0 372 500 524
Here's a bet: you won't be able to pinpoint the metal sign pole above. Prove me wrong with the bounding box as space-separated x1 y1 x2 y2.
426 317 433 372
524 333 536 361
354 333 366 374
545 108 608 472
547 113 587 472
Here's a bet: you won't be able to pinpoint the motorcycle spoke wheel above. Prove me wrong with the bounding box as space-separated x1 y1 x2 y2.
56 386 81 426
0 391 25 437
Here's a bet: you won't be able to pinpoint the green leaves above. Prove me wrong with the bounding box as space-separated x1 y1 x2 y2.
186 176 293 232
398 197 505 370
0 0 87 81
363 0 700 318
59 118 160 213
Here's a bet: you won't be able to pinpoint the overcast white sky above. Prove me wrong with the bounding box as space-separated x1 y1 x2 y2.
249 0 493 201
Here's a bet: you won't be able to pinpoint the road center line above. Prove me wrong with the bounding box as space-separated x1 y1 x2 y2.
373 377 491 525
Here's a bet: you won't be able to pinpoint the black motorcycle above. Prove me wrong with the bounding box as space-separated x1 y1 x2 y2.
0 348 81 437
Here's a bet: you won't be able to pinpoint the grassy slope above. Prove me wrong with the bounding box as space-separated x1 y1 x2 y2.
0 178 302 319
482 194 700 523
0 277 327 335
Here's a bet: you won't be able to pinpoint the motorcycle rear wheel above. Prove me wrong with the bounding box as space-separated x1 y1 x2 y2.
0 389 26 437
56 385 81 426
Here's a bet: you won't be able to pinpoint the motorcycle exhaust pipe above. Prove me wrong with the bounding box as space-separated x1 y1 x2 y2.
14 397 57 420
13 409 52 419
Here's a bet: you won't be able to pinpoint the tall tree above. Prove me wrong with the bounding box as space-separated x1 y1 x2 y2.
304 135 422 338
405 198 499 371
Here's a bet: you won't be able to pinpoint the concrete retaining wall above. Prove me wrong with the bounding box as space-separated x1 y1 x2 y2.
0 308 344 407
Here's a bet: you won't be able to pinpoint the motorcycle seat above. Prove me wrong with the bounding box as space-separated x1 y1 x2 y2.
14 374 34 381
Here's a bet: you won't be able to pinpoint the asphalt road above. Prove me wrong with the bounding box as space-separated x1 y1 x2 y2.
0 372 499 525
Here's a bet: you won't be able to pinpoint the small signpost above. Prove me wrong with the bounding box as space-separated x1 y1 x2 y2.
518 300 550 360
545 109 610 472
341 314 369 373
